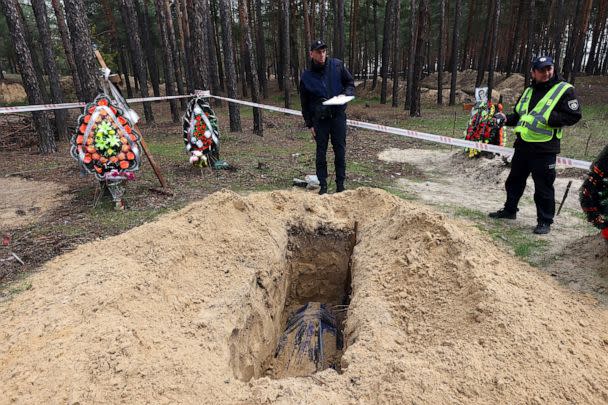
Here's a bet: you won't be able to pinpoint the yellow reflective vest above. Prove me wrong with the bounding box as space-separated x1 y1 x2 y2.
514 81 573 142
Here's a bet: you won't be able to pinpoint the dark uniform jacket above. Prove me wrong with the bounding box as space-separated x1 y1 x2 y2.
299 58 355 128
505 74 582 154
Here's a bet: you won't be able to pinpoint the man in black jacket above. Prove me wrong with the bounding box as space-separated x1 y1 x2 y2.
300 40 355 195
489 56 582 234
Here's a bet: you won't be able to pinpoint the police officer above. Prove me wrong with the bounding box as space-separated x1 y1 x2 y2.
489 56 582 234
300 40 355 195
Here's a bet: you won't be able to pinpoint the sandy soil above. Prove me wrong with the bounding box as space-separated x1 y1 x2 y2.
379 147 608 304
1 188 608 404
0 177 69 229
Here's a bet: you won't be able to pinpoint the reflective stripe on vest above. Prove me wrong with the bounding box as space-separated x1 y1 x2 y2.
514 81 573 142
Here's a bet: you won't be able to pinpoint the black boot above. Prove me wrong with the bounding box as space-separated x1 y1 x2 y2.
336 183 345 193
488 208 517 219
319 186 327 195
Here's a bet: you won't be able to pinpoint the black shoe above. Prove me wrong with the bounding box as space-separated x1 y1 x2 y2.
319 187 327 195
488 209 516 219
336 184 345 193
533 223 551 234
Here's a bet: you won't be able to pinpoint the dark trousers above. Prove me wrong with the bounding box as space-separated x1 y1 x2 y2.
314 111 347 188
504 149 557 224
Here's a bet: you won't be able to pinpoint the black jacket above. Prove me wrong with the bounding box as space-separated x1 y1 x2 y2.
505 74 582 154
299 58 355 128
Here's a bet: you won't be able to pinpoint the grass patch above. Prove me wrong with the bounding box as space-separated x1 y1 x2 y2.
0 275 33 300
451 206 549 260
146 139 184 160
89 202 171 232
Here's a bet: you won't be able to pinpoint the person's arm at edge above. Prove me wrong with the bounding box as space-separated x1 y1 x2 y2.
548 86 582 127
341 62 355 97
299 77 313 128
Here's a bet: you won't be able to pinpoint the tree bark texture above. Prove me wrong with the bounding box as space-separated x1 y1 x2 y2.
280 0 290 108
50 0 83 101
238 0 263 135
31 0 68 140
0 0 56 153
410 0 428 116
119 0 154 122
449 0 461 106
63 0 99 101
155 0 179 122
219 0 242 131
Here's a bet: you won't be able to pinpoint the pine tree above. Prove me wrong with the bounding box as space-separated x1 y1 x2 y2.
0 0 55 153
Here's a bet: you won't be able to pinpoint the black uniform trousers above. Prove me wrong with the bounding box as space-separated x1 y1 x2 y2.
314 110 347 188
504 148 557 224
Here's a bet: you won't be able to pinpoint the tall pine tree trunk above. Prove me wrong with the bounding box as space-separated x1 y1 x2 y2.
380 0 394 104
334 0 345 60
0 0 55 153
219 0 242 130
280 0 291 108
475 0 494 87
391 0 401 107
31 0 67 140
139 0 160 96
119 0 154 122
238 0 263 135
254 0 267 98
371 0 379 90
585 0 607 74
570 0 593 83
410 0 428 117
63 0 99 101
405 0 417 109
50 0 82 101
487 0 500 101
524 0 535 87
174 0 192 92
155 0 179 122
189 0 210 91
164 0 186 108
449 0 461 106
437 0 446 105
206 0 223 100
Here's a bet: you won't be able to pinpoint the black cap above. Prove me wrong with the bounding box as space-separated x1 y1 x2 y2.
532 56 554 70
310 40 327 51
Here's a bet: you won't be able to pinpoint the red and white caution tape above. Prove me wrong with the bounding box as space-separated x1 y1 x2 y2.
0 92 592 170
0 94 194 114
209 94 592 170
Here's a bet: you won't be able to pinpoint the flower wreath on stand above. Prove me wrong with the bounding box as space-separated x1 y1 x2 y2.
464 101 506 158
580 144 608 240
70 91 142 209
182 96 225 171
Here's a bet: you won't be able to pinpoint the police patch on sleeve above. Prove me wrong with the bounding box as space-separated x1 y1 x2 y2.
568 99 579 110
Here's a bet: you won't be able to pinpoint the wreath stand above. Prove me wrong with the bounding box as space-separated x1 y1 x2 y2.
94 49 172 198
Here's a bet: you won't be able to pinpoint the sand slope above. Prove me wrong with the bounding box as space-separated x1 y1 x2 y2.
1 188 607 404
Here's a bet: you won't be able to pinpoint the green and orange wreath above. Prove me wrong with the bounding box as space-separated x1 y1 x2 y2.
70 95 142 180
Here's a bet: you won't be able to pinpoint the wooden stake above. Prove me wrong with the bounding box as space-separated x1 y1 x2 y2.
94 49 170 191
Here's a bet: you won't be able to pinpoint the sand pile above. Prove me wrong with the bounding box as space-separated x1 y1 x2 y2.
0 177 68 229
1 188 608 404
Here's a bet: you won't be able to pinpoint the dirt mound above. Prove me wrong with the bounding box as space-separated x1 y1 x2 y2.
1 188 608 403
355 80 470 104
0 177 69 229
0 81 27 104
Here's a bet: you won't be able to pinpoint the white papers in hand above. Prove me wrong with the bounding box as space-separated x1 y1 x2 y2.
322 95 355 105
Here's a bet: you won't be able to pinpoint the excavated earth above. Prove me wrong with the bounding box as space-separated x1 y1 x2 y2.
1 188 608 404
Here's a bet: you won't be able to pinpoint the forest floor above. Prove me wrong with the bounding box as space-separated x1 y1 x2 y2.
0 78 608 402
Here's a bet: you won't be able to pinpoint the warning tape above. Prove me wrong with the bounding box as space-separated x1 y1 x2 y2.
0 92 592 170
0 94 194 114
209 94 592 170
